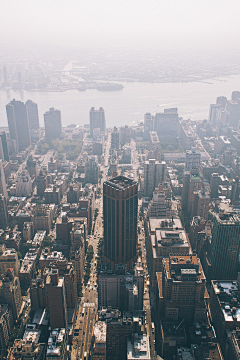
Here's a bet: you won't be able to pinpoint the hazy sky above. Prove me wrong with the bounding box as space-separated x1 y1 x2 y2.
1 0 240 53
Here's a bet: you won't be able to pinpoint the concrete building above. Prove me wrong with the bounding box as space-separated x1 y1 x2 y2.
31 205 52 234
103 176 138 270
0 132 9 162
0 195 8 229
35 170 47 197
147 217 191 287
227 328 240 360
111 127 119 150
210 280 240 356
92 321 107 360
144 113 154 131
90 107 106 137
98 264 144 311
0 160 7 198
46 328 67 360
156 255 209 324
85 157 99 184
44 185 61 205
45 269 67 330
144 160 166 198
154 108 180 141
15 169 32 197
0 268 22 320
209 211 240 280
9 339 45 360
0 245 20 276
127 334 150 360
182 170 203 214
67 186 79 204
185 147 201 172
0 304 13 355
26 154 38 178
56 214 73 245
146 183 174 219
44 108 62 141
6 99 31 151
26 100 39 130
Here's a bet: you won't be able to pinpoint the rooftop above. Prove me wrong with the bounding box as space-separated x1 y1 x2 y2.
212 280 240 323
127 334 150 360
94 321 106 343
47 328 66 356
105 175 137 190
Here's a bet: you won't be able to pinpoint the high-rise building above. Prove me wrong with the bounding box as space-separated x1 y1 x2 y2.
44 108 62 141
90 107 106 137
154 108 180 141
85 157 99 184
156 255 208 324
26 100 39 130
35 170 47 197
111 127 119 149
103 176 138 270
0 268 22 321
0 132 9 161
0 160 7 198
45 269 67 329
209 211 240 280
185 147 201 172
6 99 31 151
0 195 8 229
144 113 154 131
181 170 203 213
144 159 166 198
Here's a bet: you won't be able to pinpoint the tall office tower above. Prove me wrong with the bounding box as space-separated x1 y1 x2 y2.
119 125 131 146
225 99 240 128
0 268 22 321
210 173 221 198
154 108 180 141
45 269 67 329
216 96 227 108
144 159 166 198
35 170 47 197
6 99 31 151
144 113 154 131
0 132 9 161
26 100 39 130
89 107 106 137
0 160 7 198
85 157 99 184
44 107 62 141
181 170 203 214
111 127 119 149
0 195 8 229
209 212 240 280
185 147 201 172
103 176 138 270
156 255 208 324
208 104 222 125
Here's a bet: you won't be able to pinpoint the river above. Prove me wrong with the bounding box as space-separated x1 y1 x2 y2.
0 75 240 128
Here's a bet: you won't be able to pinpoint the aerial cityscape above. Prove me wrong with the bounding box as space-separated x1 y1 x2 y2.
0 84 240 360
1 0 240 359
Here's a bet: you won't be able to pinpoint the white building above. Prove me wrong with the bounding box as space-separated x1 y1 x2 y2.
15 169 32 197
185 147 201 172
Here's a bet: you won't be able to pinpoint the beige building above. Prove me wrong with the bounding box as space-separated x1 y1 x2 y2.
156 255 209 324
92 321 107 360
0 268 22 320
147 218 191 287
0 245 20 276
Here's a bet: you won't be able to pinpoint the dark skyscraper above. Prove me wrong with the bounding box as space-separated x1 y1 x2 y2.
26 100 39 130
6 99 31 151
90 107 106 137
103 176 138 270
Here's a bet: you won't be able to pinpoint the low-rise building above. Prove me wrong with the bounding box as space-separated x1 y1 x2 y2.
127 334 150 360
46 328 67 360
92 321 107 360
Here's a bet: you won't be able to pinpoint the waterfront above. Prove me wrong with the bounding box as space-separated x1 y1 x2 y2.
0 74 240 128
